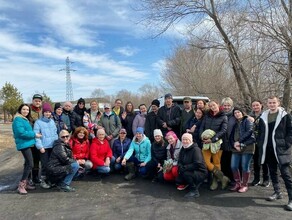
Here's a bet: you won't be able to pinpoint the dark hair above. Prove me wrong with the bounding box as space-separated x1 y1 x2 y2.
251 100 263 110
115 99 122 104
195 108 205 118
17 104 33 122
138 104 146 109
125 101 134 113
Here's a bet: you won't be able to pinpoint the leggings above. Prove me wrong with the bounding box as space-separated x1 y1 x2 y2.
20 147 34 181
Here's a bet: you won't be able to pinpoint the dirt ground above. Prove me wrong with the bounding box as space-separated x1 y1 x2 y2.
0 123 14 153
1 123 292 220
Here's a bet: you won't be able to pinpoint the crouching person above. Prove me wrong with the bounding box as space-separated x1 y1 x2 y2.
46 130 79 192
121 127 151 180
176 133 208 198
90 129 113 176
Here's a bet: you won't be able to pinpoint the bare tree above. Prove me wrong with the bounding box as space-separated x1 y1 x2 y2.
90 88 106 98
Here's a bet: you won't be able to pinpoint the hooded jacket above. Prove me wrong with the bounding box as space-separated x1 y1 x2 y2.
69 137 90 160
98 111 122 138
124 135 151 163
257 107 292 165
12 113 36 151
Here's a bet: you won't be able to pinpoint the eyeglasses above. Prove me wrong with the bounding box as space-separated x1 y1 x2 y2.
119 132 126 134
61 135 70 139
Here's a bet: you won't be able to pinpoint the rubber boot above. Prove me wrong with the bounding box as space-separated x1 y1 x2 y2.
17 180 27 195
124 162 136 180
184 185 200 198
213 167 230 190
230 170 241 191
238 172 250 193
24 180 36 190
210 175 218 191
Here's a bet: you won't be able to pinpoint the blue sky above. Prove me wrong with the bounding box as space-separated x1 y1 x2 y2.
0 0 185 102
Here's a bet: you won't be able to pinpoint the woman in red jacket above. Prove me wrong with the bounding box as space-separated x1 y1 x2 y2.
90 129 114 174
70 127 93 176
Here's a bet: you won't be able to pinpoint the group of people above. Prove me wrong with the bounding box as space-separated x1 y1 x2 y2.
11 93 292 211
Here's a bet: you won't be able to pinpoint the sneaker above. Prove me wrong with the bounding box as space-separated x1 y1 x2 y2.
285 200 292 211
251 179 260 186
60 184 76 192
177 184 189 191
40 181 51 189
262 180 270 187
266 192 283 201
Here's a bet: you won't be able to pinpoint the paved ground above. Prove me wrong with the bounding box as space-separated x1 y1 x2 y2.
1 123 292 220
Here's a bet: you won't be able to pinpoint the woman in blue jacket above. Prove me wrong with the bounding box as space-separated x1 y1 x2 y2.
12 104 42 195
229 107 255 193
33 102 58 189
122 127 151 180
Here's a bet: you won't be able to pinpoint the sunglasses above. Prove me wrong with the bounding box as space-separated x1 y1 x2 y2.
61 135 70 139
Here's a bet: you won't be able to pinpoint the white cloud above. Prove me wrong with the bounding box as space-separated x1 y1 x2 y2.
115 46 139 57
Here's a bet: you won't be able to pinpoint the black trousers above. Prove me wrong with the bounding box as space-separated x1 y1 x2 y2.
265 150 292 200
221 150 234 181
253 144 269 181
176 170 206 187
31 146 40 171
40 148 52 177
20 148 34 181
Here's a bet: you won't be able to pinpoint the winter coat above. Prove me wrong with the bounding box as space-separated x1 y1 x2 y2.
34 117 58 150
30 104 42 124
150 141 167 165
51 112 66 134
112 137 132 159
124 135 151 163
69 137 90 160
90 138 113 169
199 110 228 143
186 117 203 148
180 109 195 136
121 112 136 139
71 105 87 131
221 111 237 151
157 104 182 137
132 113 146 135
177 143 208 177
46 139 75 183
12 113 36 151
166 139 182 166
98 112 122 138
61 109 74 133
257 107 292 165
229 116 255 154
144 111 159 143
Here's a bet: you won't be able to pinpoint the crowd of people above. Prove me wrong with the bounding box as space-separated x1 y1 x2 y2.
11 93 292 211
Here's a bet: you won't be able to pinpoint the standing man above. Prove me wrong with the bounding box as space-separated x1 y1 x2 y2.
258 96 292 211
157 93 182 138
62 101 74 133
30 94 43 184
180 97 195 137
145 99 160 143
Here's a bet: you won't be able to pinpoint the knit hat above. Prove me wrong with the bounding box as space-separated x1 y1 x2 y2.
151 99 160 107
33 94 43 101
153 129 163 137
165 131 178 141
136 127 144 134
182 133 193 143
54 103 62 111
233 107 245 116
77 98 85 105
42 102 52 113
164 93 173 99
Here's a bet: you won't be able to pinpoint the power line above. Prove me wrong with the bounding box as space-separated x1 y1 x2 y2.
59 57 75 101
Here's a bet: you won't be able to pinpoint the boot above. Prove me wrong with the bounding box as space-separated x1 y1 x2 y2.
17 180 27 195
230 170 241 191
24 180 36 190
184 186 200 198
213 167 230 190
210 176 218 191
238 172 250 193
124 162 136 180
32 169 41 184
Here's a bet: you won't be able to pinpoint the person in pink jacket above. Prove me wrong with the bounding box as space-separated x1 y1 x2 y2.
90 129 114 174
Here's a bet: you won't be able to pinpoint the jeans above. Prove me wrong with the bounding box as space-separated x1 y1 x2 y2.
20 147 34 181
110 156 122 171
63 162 79 186
96 157 116 173
231 153 253 173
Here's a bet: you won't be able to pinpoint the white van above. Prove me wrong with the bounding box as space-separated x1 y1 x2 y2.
157 95 210 109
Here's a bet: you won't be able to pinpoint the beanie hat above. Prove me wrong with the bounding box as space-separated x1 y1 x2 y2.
182 133 193 143
233 107 245 116
153 129 163 137
165 131 178 141
164 93 173 99
77 98 85 105
54 103 62 111
151 99 160 107
136 127 144 134
42 102 52 113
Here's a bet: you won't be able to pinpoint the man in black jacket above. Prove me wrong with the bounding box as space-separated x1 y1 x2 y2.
145 99 160 142
257 96 292 211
